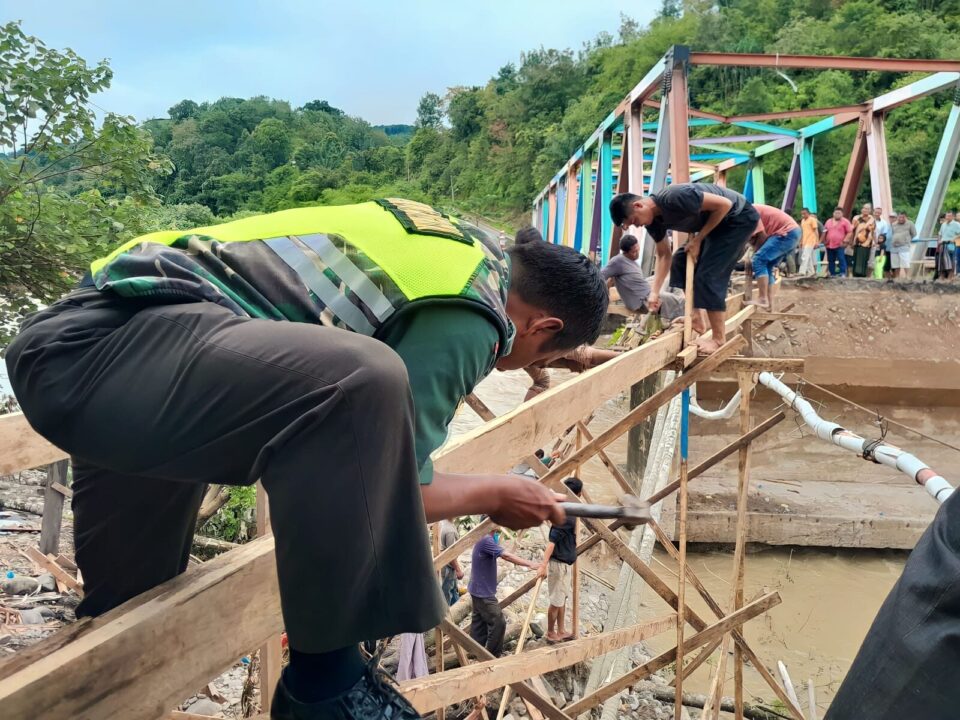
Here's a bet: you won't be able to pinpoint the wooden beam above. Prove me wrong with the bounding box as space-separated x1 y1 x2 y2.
39 459 69 556
501 411 786 608
0 536 283 720
400 615 677 714
495 577 544 720
575 423 632 495
435 331 681 478
751 311 808 322
0 413 68 475
433 332 699 570
255 483 281 711
51 481 73 499
21 546 82 596
442 620 572 720
564 593 781 716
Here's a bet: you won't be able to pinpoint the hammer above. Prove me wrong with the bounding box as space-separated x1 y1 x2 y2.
559 494 651 529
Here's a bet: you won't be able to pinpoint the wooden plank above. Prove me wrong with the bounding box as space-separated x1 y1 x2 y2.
751 311 808 322
51 481 73 499
502 412 786 608
434 331 682 477
731 372 755 720
39 460 69 556
22 546 82 596
576 423 632 496
495 577 544 720
564 593 781 716
255 483 281 711
0 536 283 720
0 413 68 476
401 615 677 714
442 620 572 720
434 336 743 571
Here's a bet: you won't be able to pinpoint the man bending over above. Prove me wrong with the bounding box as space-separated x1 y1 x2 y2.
609 184 759 354
7 198 608 720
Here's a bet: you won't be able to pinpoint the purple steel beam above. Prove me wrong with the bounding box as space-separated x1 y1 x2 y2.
782 148 801 212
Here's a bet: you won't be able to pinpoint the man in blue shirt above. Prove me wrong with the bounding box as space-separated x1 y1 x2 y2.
469 526 540 656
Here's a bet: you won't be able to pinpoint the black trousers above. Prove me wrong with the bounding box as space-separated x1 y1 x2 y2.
469 595 506 657
826 491 960 719
6 290 446 653
669 205 759 312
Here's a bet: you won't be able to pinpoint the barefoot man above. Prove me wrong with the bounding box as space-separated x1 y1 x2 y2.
610 184 759 353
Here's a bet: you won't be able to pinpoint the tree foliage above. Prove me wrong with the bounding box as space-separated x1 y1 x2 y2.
4 1 960 336
0 20 170 336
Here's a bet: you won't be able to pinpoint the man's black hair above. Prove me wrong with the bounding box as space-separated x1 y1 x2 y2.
506 241 608 352
834 206 844 213
802 207 810 213
515 226 544 245
619 234 639 252
609 193 642 227
535 449 545 458
563 477 583 496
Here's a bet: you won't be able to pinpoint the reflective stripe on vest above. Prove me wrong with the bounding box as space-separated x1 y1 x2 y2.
264 235 377 335
298 233 395 323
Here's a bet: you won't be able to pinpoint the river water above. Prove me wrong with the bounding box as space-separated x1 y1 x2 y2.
450 367 911 712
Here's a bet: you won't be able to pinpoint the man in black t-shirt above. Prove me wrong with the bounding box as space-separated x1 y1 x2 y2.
538 477 582 642
610 185 759 354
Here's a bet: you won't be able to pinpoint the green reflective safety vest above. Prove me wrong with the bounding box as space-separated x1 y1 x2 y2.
91 199 514 358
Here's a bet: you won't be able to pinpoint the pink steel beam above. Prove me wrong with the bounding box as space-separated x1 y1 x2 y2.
839 116 869 216
689 52 960 73
727 105 867 122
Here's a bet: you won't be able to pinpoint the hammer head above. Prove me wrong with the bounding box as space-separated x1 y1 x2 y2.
617 494 652 529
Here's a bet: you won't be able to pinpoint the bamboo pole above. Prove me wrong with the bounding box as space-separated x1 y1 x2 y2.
675 388 691 720
495 577 544 720
255 483 281 711
571 425 582 639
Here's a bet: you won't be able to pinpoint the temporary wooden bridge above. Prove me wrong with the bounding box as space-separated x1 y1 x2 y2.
0 294 820 720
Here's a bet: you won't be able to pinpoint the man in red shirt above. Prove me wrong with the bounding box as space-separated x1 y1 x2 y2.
747 204 801 309
823 207 854 277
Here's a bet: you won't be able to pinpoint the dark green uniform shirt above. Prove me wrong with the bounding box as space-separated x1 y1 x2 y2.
378 305 500 485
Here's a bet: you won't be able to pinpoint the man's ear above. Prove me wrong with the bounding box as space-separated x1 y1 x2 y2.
524 315 564 341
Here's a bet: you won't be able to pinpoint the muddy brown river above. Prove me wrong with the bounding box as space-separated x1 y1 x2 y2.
450 367 923 710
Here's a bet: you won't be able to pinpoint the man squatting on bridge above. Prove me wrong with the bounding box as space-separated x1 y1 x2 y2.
609 183 760 354
6 199 609 720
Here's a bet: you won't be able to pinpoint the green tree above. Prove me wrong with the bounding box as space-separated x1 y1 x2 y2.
0 21 169 337
415 92 445 129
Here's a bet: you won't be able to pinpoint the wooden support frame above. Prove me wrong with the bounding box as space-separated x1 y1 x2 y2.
39 459 69 556
0 313 797 720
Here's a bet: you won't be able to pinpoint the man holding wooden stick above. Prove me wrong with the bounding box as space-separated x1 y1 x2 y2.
7 199 608 720
609 185 759 354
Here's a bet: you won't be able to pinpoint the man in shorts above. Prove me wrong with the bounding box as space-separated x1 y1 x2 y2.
538 477 582 642
609 184 759 354
890 211 918 279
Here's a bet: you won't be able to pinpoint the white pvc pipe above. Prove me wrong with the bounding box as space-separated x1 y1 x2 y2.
689 383 741 421
758 372 954 505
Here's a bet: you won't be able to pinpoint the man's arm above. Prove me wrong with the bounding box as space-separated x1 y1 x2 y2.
421 471 564 529
452 558 464 579
381 306 565 529
688 193 734 260
646 240 673 311
500 549 539 570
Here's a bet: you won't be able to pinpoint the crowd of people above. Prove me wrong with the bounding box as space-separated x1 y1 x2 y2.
785 203 957 281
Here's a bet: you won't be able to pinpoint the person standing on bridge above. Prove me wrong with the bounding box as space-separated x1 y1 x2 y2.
746 204 801 310
609 184 760 354
6 198 609 720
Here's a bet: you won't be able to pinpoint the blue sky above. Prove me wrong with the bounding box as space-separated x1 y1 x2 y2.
2 1 657 125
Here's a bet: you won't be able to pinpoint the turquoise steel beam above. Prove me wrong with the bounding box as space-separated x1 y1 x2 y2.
743 164 754 199
915 100 960 258
641 117 721 131
873 72 960 113
800 138 818 214
599 131 614 259
730 121 799 137
747 162 766 204
541 198 548 234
